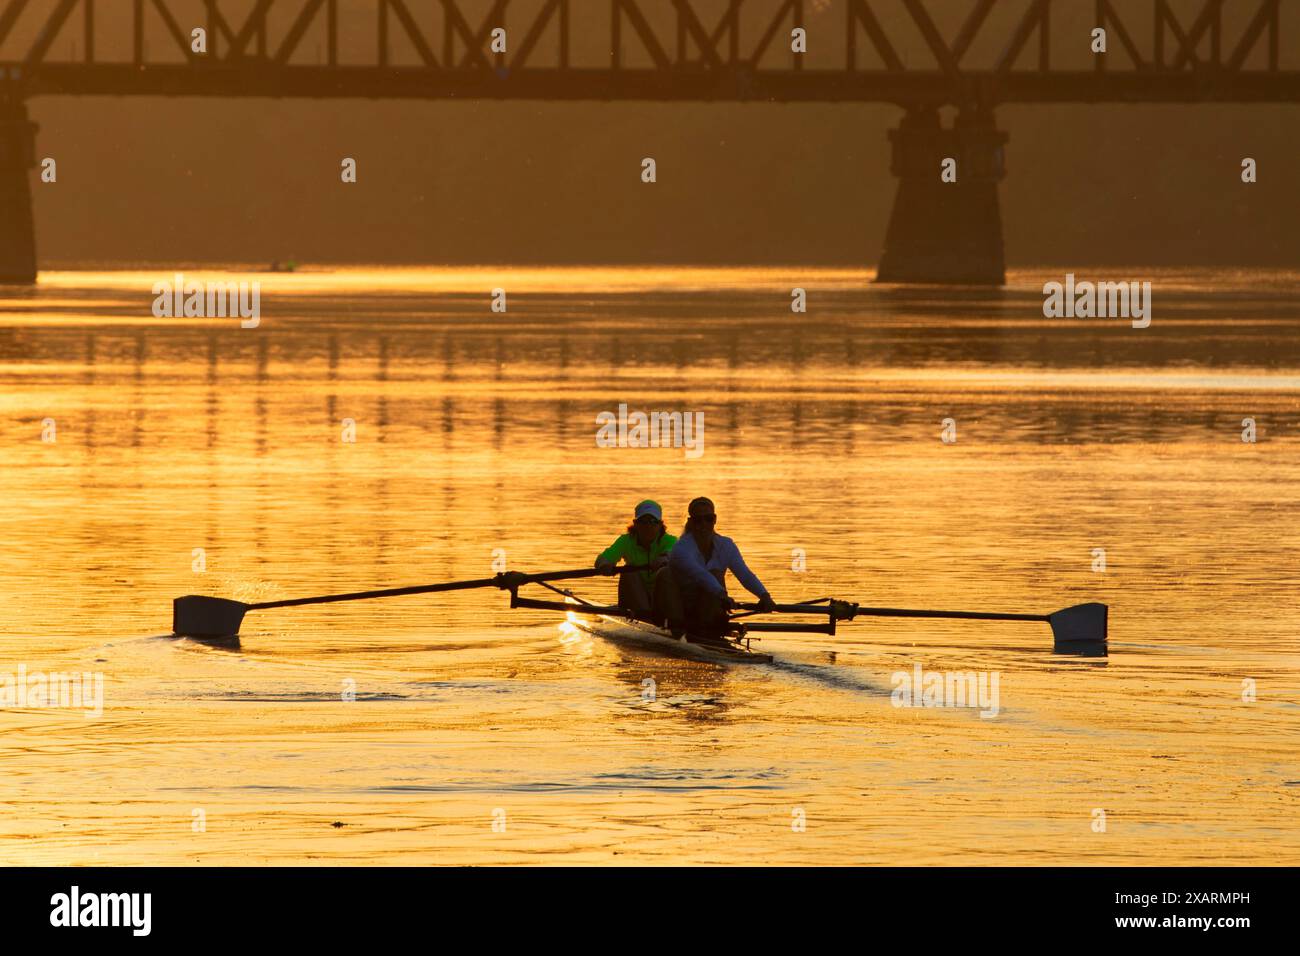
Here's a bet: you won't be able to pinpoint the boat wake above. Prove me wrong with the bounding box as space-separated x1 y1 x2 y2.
764 657 894 697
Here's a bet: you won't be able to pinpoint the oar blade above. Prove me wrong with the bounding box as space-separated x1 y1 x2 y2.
173 595 250 638
1048 603 1108 657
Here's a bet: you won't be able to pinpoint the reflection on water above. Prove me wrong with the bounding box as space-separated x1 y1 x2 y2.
0 267 1296 865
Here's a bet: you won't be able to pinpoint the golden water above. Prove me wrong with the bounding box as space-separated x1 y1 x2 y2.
1 266 1296 865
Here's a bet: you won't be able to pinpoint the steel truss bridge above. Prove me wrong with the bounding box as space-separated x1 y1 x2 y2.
0 0 1296 283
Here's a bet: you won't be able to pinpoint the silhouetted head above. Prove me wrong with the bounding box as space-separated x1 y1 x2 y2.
683 496 717 545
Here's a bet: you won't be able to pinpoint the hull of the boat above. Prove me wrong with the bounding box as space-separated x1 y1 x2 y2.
569 613 774 665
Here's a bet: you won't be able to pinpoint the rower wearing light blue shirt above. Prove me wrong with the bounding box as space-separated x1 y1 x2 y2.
666 496 775 638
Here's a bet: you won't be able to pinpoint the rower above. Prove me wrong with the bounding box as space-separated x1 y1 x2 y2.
665 496 775 640
595 499 677 620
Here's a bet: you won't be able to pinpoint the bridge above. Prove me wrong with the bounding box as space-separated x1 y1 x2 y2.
0 0 1296 284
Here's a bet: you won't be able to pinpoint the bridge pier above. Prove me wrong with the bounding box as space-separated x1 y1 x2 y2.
0 100 37 284
876 108 1007 286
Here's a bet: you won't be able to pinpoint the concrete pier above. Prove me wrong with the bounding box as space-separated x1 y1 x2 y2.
876 109 1008 286
0 100 37 285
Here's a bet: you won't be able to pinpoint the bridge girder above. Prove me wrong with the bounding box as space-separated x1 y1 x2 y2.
0 0 1292 106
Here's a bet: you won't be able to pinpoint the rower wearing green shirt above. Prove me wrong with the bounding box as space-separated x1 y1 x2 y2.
595 499 677 620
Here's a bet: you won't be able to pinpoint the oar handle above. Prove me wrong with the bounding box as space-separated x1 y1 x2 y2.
248 565 648 611
736 603 846 615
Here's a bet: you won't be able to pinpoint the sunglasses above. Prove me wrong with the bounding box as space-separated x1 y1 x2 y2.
692 514 717 524
635 515 661 525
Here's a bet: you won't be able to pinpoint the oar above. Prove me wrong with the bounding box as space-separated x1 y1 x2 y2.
735 600 1108 657
172 565 647 639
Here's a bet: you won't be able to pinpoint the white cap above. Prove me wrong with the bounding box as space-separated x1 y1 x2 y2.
634 499 662 521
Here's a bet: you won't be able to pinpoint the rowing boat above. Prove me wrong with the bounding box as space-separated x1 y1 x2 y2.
509 583 785 664
561 596 775 664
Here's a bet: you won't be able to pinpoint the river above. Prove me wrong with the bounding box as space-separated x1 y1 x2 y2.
1 265 1295 864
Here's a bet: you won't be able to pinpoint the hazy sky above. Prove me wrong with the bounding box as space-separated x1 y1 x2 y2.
18 0 1300 268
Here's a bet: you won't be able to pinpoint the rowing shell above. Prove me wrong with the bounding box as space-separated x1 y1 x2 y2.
568 611 774 665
